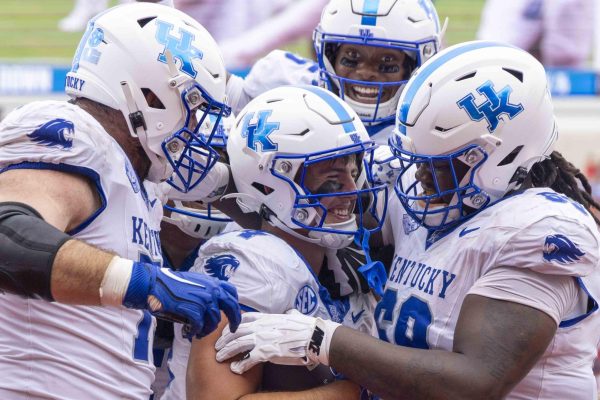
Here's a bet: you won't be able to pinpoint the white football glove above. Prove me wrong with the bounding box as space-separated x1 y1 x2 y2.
371 145 401 186
215 310 341 375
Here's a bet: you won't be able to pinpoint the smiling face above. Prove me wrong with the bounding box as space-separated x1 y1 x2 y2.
302 154 360 225
414 158 471 206
333 44 409 104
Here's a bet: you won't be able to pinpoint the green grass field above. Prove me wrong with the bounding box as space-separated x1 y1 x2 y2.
0 0 486 61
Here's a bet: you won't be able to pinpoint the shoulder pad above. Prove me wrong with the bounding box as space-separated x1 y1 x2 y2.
0 101 115 174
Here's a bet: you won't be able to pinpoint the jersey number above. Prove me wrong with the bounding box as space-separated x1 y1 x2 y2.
374 289 432 349
133 254 157 363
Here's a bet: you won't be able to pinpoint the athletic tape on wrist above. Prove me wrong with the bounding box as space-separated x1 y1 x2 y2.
99 256 134 307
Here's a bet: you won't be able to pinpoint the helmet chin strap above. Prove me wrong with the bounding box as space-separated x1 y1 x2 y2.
223 192 356 249
308 217 357 249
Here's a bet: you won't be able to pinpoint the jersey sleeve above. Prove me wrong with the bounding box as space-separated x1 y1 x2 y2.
468 265 581 325
227 50 319 113
494 215 600 277
190 230 305 314
0 100 113 176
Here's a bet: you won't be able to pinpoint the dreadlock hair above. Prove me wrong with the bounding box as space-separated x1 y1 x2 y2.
529 151 600 225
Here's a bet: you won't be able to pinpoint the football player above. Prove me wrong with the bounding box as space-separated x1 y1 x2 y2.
0 4 240 399
226 0 443 145
184 86 387 399
215 42 600 400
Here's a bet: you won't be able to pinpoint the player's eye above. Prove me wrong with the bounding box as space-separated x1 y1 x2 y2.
314 179 343 195
340 57 358 68
379 64 400 74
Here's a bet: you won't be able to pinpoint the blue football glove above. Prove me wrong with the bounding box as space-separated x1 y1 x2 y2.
123 262 241 339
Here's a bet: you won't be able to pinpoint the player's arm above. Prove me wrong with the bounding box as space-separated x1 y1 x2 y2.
217 294 556 400
187 311 263 400
238 381 360 400
188 313 361 400
0 168 241 337
0 168 106 303
327 294 556 400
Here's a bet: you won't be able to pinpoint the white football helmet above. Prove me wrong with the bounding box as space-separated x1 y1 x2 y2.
163 113 234 239
65 2 230 192
227 85 387 249
391 41 558 231
314 0 442 126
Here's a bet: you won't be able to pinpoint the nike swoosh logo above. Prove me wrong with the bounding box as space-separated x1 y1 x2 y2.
161 268 206 288
459 227 480 237
149 198 158 208
351 309 365 324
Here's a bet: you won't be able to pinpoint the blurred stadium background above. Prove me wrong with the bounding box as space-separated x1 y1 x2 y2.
0 0 599 194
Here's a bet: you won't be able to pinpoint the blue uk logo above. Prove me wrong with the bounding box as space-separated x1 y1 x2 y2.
457 80 524 133
240 110 280 152
155 20 203 78
359 28 374 39
204 254 240 281
71 23 104 72
27 119 75 149
543 234 585 264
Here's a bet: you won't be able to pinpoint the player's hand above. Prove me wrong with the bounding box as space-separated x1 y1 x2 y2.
215 310 340 374
123 263 241 339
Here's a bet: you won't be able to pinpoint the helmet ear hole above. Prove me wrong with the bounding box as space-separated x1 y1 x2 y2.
141 88 165 109
497 145 524 167
251 182 274 196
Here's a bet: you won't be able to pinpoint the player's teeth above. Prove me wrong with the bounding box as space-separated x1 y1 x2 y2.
353 86 378 95
333 209 349 217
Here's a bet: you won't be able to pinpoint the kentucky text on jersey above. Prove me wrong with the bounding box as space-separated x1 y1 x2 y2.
131 216 162 259
388 255 457 299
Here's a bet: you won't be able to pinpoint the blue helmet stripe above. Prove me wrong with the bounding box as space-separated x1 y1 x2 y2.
398 41 515 134
361 0 380 26
302 86 356 133
418 0 440 33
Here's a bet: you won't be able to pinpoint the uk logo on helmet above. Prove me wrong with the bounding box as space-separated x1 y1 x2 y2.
240 110 280 152
457 80 524 133
155 20 203 78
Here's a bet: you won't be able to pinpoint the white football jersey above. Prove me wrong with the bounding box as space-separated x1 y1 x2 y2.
226 49 394 144
161 229 377 399
382 188 600 399
0 101 163 399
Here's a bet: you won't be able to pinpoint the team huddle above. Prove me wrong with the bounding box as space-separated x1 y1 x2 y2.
0 1 599 399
